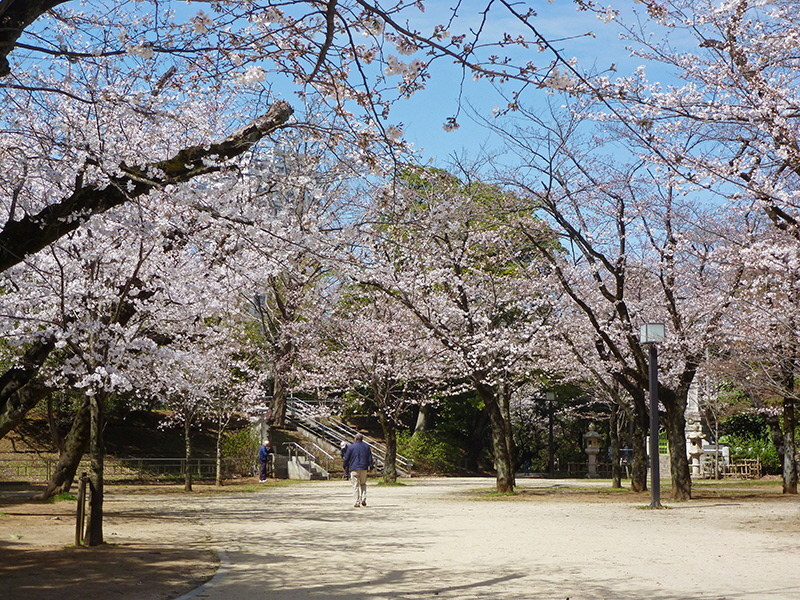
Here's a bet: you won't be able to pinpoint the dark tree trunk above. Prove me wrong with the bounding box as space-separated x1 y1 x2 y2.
38 397 90 500
84 391 105 546
661 386 692 500
547 397 555 476
630 393 648 493
269 338 295 428
464 411 489 472
475 380 516 493
783 397 798 494
184 418 193 492
0 0 68 77
0 337 55 440
46 394 65 453
610 402 622 489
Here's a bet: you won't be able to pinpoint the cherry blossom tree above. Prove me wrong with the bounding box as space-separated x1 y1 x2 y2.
574 1 800 241
0 0 615 443
298 286 446 482
154 325 262 492
351 168 556 492
213 135 368 428
488 107 749 499
708 229 800 492
538 0 800 494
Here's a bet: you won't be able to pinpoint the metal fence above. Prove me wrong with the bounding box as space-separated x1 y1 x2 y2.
0 456 257 483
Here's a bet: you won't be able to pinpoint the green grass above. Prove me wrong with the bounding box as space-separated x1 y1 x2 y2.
46 492 77 503
108 478 308 496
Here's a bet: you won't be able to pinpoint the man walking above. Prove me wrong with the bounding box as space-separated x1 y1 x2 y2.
342 433 374 507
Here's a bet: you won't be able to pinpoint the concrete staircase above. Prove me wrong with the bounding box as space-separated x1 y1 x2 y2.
286 398 414 477
287 453 330 480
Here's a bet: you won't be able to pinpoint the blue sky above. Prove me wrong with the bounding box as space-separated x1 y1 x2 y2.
385 2 642 165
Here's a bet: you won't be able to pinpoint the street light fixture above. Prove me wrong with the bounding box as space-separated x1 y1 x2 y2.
640 323 665 508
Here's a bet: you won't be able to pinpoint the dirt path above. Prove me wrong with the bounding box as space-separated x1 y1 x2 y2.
2 478 800 600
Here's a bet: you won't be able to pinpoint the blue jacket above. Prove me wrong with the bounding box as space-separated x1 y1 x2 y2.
259 444 273 463
343 440 374 471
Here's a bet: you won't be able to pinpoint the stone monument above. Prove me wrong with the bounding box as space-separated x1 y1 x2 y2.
584 423 601 478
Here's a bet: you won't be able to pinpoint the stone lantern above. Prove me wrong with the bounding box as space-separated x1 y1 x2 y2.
685 383 705 478
584 423 602 478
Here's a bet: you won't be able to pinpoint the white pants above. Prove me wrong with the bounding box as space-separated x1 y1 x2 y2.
350 469 368 503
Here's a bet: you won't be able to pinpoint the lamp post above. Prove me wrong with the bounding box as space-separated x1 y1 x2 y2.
640 323 665 508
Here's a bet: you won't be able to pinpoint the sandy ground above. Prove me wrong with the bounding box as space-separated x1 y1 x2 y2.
2 477 800 600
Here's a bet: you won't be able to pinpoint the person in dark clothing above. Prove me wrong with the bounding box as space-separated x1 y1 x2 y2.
258 440 273 482
342 433 374 507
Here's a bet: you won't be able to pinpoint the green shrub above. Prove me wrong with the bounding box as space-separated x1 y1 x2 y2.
45 492 77 503
720 434 781 475
222 427 260 477
397 430 463 473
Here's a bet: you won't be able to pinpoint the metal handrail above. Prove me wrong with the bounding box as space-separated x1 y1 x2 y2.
287 399 414 474
282 442 331 478
282 441 310 458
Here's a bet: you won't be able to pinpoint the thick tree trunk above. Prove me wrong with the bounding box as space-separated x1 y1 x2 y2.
414 404 433 433
0 102 294 275
46 394 65 453
0 337 55 440
662 387 691 501
475 380 516 493
84 391 105 546
269 338 295 428
630 394 648 493
184 418 193 492
38 397 90 500
0 0 68 77
783 398 798 494
610 403 622 489
270 375 289 429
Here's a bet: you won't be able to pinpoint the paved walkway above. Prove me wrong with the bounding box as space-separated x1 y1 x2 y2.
100 477 800 600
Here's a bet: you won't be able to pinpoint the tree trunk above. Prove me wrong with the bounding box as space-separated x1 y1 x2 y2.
547 396 555 476
783 397 798 494
269 350 293 429
46 393 65 453
184 418 193 492
766 412 785 470
662 387 692 500
84 391 105 546
215 426 223 487
630 394 648 492
414 404 433 433
610 402 621 489
379 412 398 483
38 396 90 500
0 337 55 440
475 380 516 493
465 411 489 472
